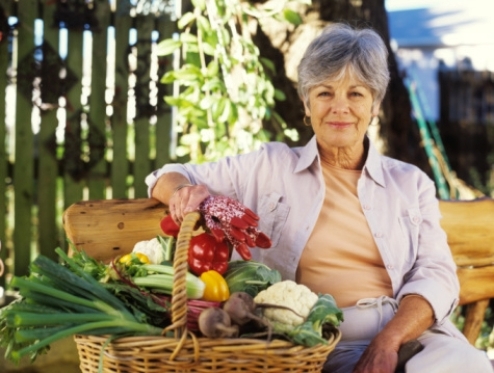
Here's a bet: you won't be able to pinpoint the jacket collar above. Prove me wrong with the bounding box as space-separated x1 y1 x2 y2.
294 135 320 173
364 138 386 187
295 135 386 187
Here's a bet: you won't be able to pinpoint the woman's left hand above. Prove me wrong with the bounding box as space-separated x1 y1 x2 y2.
352 338 399 373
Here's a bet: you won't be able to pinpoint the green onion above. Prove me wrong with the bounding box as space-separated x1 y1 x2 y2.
0 251 165 363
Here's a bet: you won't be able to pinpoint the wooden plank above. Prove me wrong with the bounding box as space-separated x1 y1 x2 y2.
63 25 84 208
87 1 110 200
110 5 131 199
132 16 154 198
63 198 168 262
13 0 37 276
457 265 494 305
439 198 494 267
37 0 60 261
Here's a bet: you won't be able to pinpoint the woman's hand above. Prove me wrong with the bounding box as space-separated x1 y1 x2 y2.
150 172 210 224
169 184 210 224
353 295 433 373
352 337 399 373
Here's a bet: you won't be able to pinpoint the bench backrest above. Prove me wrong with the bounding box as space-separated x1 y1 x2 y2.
439 198 494 306
63 197 494 344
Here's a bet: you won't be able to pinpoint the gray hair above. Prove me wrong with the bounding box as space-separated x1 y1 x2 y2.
297 23 390 108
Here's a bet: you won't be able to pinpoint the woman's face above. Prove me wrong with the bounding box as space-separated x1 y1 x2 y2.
304 70 379 157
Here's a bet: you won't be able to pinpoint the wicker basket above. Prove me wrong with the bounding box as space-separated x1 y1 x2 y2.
75 211 341 373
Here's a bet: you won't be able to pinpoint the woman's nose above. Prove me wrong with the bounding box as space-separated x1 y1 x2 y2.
331 96 349 113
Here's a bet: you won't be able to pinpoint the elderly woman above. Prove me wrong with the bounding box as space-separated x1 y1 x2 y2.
146 23 492 372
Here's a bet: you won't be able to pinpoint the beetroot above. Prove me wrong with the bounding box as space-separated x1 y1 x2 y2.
198 307 239 338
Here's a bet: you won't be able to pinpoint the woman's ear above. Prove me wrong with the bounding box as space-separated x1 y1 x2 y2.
303 99 311 117
371 102 381 116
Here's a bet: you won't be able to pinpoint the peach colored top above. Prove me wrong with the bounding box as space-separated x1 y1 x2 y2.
296 163 393 308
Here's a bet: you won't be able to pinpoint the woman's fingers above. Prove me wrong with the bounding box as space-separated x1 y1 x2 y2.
170 184 210 224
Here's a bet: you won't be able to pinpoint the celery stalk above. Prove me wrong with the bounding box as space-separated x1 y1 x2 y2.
133 272 205 299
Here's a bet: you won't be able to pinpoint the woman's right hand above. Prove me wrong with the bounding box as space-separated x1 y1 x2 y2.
169 184 210 225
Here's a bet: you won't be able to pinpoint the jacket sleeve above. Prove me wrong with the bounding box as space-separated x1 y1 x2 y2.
396 175 459 326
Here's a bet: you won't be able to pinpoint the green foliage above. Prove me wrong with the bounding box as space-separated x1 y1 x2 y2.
157 0 308 163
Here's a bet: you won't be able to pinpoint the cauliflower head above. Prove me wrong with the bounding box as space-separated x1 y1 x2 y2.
253 280 318 327
132 238 164 264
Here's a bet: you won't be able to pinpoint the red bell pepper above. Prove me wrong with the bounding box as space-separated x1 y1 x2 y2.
188 232 230 276
161 215 230 275
160 215 180 238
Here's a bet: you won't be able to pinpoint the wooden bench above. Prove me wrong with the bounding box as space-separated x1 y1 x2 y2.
63 197 494 345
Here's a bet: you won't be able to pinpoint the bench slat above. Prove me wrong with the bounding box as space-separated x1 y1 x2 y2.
458 266 494 305
439 198 494 267
63 198 167 262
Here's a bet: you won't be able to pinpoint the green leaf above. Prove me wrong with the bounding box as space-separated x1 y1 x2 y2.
282 9 303 26
274 88 286 101
206 61 219 78
177 12 196 29
164 96 181 107
227 101 239 123
202 78 225 92
203 32 219 51
276 320 328 347
160 71 176 84
197 15 211 33
183 42 200 54
213 97 229 121
180 32 198 44
156 39 182 56
202 42 216 56
174 65 203 82
191 0 206 11
185 52 201 67
199 95 215 110
260 57 276 74
306 294 344 331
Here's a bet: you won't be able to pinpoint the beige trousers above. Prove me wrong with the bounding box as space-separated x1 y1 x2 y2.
323 296 493 373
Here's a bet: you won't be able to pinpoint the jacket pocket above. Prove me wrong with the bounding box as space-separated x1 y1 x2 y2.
397 208 422 263
258 192 290 248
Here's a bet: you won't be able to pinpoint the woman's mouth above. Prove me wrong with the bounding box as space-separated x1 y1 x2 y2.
328 121 352 129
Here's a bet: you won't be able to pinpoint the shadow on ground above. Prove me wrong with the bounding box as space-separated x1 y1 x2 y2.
0 337 81 373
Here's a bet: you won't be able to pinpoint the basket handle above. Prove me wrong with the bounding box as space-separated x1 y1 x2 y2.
163 211 201 339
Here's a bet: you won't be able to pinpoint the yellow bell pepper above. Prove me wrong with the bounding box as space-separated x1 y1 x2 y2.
118 253 150 265
200 270 230 302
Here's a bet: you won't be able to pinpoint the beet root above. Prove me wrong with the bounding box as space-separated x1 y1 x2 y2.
198 307 239 338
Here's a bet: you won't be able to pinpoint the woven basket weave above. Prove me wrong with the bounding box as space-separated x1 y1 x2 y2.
75 211 341 372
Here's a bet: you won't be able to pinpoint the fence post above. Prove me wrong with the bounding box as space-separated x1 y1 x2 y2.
13 1 37 276
87 1 111 200
38 0 61 260
0 1 10 286
110 4 132 199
